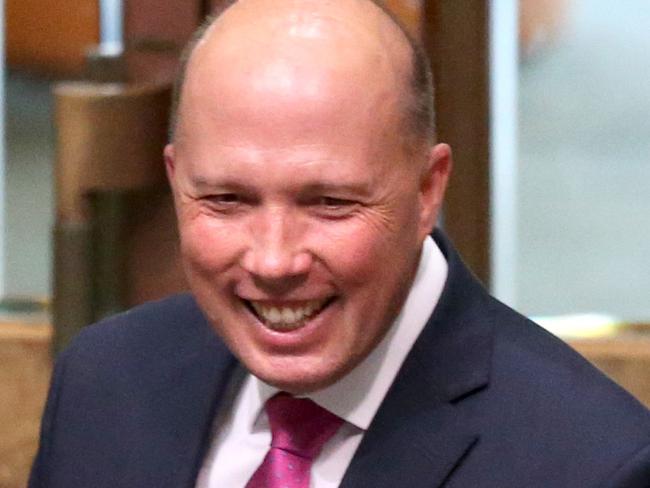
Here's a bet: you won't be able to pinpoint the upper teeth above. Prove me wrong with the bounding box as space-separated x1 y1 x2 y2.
250 299 327 329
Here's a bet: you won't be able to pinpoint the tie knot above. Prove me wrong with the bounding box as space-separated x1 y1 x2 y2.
265 392 343 459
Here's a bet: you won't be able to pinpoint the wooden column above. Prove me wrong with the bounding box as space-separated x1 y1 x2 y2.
52 82 175 353
423 0 491 284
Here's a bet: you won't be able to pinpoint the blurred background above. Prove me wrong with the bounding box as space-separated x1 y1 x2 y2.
517 0 650 322
3 0 649 319
1 0 649 486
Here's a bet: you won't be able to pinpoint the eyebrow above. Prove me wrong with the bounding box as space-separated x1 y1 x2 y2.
187 176 246 191
298 181 372 198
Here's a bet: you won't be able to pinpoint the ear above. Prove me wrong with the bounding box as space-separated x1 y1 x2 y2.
418 143 452 240
164 144 176 187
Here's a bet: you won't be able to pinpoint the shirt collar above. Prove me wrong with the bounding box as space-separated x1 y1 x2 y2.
247 236 448 431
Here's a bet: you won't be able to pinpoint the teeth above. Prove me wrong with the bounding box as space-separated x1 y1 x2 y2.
249 299 328 330
281 308 295 323
267 308 280 323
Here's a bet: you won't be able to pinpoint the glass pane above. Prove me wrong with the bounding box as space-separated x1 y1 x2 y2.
517 0 650 322
4 72 54 298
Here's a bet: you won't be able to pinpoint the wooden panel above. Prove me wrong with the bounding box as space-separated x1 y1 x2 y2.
125 189 187 307
124 0 202 83
54 82 171 221
423 1 491 284
6 0 99 76
0 321 51 488
570 332 650 407
125 0 200 43
209 0 232 14
383 0 423 38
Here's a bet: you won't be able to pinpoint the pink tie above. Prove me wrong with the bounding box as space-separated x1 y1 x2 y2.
245 392 344 488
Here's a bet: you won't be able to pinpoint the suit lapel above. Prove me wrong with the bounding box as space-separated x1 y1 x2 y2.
340 230 493 488
339 405 478 488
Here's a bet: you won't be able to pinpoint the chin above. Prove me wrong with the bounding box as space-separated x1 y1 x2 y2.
249 358 349 395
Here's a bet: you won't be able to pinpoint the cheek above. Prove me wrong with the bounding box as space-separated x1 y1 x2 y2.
312 208 420 282
178 214 245 272
312 222 399 287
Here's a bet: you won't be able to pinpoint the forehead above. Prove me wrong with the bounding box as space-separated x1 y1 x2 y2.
176 98 409 194
177 56 407 172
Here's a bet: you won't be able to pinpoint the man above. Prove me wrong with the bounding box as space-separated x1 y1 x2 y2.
30 0 650 487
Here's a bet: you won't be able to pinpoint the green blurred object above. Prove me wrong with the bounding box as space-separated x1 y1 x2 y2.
52 221 94 355
51 191 131 356
0 297 48 314
90 191 129 322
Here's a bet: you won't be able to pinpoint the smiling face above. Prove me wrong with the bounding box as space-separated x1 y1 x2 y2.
165 0 450 394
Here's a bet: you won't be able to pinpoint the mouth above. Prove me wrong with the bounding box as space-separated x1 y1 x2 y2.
242 297 335 332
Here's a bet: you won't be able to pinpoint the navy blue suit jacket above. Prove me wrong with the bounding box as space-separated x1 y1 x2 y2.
30 231 650 487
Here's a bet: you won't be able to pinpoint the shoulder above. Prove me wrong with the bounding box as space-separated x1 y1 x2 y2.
68 293 210 350
489 297 644 417
59 293 225 382
47 293 232 425
434 229 650 447
30 294 236 487
481 297 650 479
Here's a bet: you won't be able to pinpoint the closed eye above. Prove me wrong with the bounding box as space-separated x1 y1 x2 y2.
312 196 359 218
319 196 353 207
203 193 246 213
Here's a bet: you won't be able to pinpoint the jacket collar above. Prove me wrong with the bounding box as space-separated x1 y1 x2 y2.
339 229 494 488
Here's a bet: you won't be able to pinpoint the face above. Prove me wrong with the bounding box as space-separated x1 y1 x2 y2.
166 19 450 394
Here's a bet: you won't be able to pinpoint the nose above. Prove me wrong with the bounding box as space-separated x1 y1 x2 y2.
241 209 312 284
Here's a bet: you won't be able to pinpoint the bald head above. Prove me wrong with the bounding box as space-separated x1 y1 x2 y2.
169 0 434 150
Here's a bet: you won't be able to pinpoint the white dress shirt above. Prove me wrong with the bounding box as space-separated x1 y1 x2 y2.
196 236 448 488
